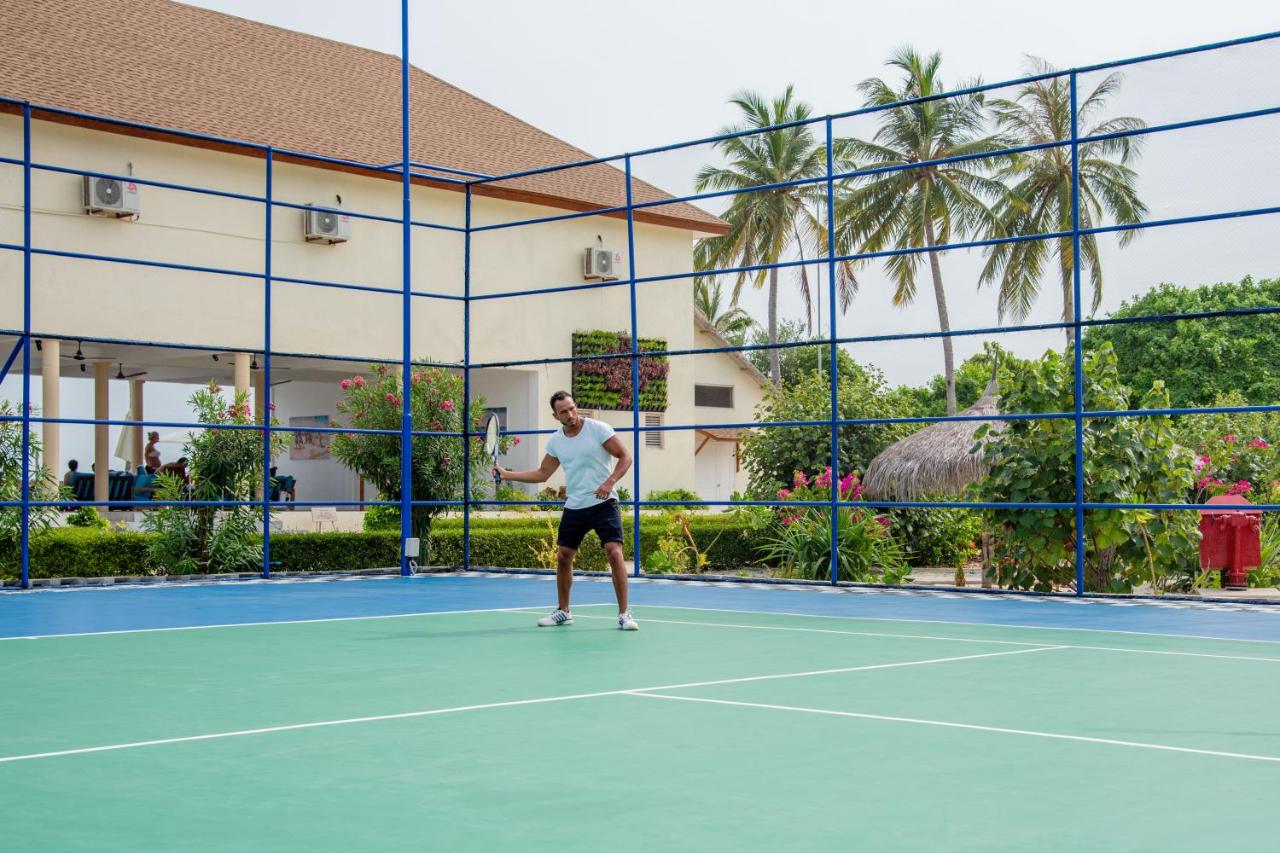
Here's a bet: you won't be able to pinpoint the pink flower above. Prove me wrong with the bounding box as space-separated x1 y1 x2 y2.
1197 477 1212 489
385 392 398 404
513 436 521 446
268 402 276 412
874 516 890 530
1223 434 1237 443
353 376 365 388
1250 440 1269 449
340 379 350 390
778 487 791 499
1193 456 1210 472
441 400 455 411
815 466 832 488
411 373 421 384
1229 480 1253 495
793 470 809 489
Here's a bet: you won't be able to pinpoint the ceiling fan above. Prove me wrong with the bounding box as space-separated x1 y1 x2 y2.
116 363 148 380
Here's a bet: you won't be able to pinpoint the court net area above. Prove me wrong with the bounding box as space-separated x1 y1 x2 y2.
3 574 1279 852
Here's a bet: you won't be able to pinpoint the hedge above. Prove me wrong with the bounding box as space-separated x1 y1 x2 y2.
5 514 774 580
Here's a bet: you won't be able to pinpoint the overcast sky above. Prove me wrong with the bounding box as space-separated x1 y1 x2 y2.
6 1 1279 470
175 0 1278 385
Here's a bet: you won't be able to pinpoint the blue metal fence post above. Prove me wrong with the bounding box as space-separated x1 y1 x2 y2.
262 147 273 578
462 186 473 569
20 103 32 589
398 0 414 575
624 154 641 576
825 117 840 585
1070 72 1086 595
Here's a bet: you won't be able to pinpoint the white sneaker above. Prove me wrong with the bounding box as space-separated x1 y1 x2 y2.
537 609 573 627
617 611 639 631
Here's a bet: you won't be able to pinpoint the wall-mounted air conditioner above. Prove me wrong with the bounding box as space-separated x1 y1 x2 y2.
583 247 618 281
82 175 140 218
304 206 351 244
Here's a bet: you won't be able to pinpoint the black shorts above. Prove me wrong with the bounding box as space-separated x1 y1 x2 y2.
557 498 624 550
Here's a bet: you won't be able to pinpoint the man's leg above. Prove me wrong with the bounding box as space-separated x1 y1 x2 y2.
603 541 628 613
556 545 576 611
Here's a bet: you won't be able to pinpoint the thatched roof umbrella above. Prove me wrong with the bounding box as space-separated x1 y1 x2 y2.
862 379 1003 500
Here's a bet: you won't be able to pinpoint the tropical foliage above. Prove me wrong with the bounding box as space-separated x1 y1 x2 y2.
981 57 1146 340
973 343 1199 593
837 48 1014 414
693 86 857 384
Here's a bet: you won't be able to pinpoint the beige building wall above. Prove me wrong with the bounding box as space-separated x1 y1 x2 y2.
0 115 753 499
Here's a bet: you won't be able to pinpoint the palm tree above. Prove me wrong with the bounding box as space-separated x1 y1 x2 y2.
837 48 1014 415
694 279 757 345
694 87 858 385
981 57 1147 344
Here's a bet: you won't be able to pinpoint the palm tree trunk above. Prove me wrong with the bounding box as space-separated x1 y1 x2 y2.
922 219 956 415
768 266 781 385
1060 236 1075 348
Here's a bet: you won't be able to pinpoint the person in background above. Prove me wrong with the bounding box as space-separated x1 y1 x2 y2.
144 431 162 474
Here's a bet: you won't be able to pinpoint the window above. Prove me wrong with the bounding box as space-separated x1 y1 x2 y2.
644 413 663 449
695 384 734 408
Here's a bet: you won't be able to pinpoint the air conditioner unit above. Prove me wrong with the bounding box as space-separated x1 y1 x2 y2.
304 206 351 244
583 247 618 280
82 175 140 218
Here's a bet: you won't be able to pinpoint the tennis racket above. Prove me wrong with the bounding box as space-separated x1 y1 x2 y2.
482 412 502 493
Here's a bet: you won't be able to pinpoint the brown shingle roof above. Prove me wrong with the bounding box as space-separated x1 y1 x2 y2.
1 0 726 234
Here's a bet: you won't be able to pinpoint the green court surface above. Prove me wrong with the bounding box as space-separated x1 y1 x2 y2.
3 604 1278 851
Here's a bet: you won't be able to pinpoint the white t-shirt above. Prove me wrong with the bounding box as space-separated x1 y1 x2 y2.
546 417 618 510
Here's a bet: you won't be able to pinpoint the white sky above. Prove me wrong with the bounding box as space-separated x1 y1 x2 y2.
6 0 1280 469
177 0 1279 382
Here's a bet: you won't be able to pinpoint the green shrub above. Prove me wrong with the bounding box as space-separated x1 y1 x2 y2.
645 488 701 509
27 528 159 578
4 515 777 581
362 503 400 531
888 505 983 568
66 505 108 529
268 532 400 572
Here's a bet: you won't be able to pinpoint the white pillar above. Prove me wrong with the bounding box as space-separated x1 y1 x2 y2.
40 339 60 485
94 361 110 509
131 380 145 470
234 352 251 396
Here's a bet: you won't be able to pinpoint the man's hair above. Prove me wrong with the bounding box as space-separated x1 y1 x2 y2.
67 459 78 471
549 390 573 411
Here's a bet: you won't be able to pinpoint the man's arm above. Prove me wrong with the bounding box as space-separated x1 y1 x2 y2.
496 454 560 484
594 436 632 499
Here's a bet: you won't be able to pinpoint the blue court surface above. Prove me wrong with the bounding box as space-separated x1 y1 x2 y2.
3 573 1280 642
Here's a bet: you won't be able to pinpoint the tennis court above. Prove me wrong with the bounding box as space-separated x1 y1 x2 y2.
3 574 1279 851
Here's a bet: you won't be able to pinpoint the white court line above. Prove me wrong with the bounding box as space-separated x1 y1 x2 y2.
0 606 540 642
568 613 1280 663
634 604 1280 646
0 646 1059 764
627 692 1280 764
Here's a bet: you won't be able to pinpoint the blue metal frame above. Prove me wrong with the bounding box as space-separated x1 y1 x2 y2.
2 27 1277 595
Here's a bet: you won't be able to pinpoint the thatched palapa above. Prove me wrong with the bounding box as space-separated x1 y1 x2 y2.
861 379 1003 500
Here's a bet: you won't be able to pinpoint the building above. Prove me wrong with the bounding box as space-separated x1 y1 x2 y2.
0 0 767 508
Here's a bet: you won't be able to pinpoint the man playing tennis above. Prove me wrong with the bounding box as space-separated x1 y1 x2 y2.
494 390 639 631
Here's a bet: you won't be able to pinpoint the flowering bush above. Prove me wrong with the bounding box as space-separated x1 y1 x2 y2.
759 467 908 583
1190 433 1275 501
143 383 289 574
332 362 507 553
